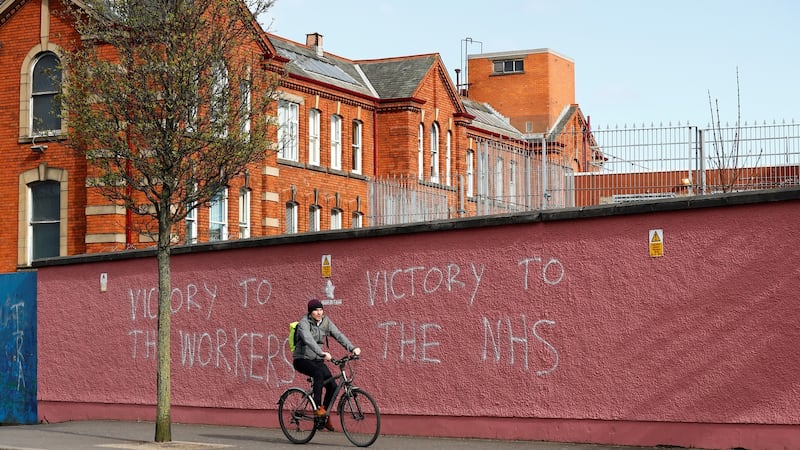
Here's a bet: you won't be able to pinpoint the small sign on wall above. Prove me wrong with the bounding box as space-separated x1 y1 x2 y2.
321 254 331 278
649 229 664 257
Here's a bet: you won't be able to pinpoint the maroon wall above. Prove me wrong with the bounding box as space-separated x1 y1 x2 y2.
36 192 800 449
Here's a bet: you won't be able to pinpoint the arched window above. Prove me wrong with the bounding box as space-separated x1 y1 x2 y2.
29 181 60 260
417 123 424 179
308 109 320 165
209 188 228 241
330 115 342 170
285 201 298 234
309 204 321 232
31 52 62 135
430 122 440 182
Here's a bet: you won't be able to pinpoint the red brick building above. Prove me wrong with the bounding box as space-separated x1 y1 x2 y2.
0 0 593 273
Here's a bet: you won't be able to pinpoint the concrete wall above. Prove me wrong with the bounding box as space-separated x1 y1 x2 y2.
1 271 37 424
35 190 800 449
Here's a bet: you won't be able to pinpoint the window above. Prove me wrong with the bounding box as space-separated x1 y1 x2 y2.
209 188 228 241
240 79 251 140
286 202 298 234
277 100 299 161
477 150 489 197
238 188 250 239
351 120 362 174
352 212 363 229
417 123 424 179
185 182 198 244
210 61 229 137
186 202 198 244
509 160 517 204
31 52 62 135
309 205 320 232
466 150 474 197
430 122 440 182
29 181 60 260
493 59 524 74
495 157 504 200
309 109 320 165
330 115 342 170
445 131 452 186
331 208 342 230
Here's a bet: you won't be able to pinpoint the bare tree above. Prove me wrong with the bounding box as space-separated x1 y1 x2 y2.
59 0 280 441
706 67 761 192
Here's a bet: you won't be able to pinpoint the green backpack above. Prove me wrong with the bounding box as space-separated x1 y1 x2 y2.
288 321 299 352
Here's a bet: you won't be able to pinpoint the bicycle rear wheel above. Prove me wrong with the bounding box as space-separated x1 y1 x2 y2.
338 387 380 447
278 387 317 444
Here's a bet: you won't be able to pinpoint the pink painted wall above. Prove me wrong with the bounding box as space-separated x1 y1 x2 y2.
36 196 800 449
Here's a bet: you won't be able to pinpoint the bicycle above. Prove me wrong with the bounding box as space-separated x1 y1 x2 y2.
277 355 381 447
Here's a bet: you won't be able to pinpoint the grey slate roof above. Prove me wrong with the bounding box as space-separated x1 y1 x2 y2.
461 98 523 137
357 56 438 99
268 34 439 102
269 36 375 98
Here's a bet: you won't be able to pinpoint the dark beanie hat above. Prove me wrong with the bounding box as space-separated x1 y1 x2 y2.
307 299 324 313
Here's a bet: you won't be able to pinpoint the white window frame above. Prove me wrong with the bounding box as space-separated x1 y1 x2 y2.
238 188 251 239
466 149 474 197
430 122 440 183
240 78 251 141
209 188 229 241
278 100 299 161
309 205 320 232
286 202 298 234
417 123 424 179
351 120 362 174
351 212 363 229
186 182 198 244
308 108 320 166
210 61 229 138
509 160 517 204
330 114 342 170
495 156 504 200
445 131 452 186
330 208 342 230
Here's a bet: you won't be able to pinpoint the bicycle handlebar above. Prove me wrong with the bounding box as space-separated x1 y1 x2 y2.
331 354 360 366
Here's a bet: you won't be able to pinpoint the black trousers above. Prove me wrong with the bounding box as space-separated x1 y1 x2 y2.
293 358 336 410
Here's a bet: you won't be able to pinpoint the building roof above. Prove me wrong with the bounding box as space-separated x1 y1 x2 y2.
268 35 376 98
357 55 438 99
461 97 523 137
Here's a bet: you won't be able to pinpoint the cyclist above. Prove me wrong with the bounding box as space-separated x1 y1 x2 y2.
293 299 361 431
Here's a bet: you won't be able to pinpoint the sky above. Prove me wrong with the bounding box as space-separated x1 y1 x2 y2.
262 0 800 130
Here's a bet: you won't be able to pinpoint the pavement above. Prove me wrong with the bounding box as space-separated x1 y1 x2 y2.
0 420 674 450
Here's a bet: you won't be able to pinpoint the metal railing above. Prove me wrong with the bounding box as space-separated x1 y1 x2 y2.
367 120 800 226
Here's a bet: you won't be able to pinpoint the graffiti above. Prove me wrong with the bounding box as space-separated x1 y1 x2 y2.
9 302 26 390
0 272 37 424
377 321 442 363
366 262 485 306
482 315 559 375
518 257 565 288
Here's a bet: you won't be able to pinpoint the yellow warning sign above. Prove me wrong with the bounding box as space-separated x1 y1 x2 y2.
649 229 663 258
321 254 332 278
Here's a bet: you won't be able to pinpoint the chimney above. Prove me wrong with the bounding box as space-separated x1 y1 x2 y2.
306 33 324 58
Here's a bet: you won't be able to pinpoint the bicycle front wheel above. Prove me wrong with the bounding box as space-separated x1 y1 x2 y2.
338 387 380 447
278 387 317 444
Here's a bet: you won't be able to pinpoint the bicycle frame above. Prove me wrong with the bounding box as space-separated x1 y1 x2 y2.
278 354 380 447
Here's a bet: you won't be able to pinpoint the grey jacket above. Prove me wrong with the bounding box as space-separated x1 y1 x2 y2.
292 313 355 361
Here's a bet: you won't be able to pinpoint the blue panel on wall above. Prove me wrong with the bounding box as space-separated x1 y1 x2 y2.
0 271 37 424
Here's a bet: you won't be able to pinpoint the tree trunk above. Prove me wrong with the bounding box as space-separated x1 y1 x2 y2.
154 210 172 442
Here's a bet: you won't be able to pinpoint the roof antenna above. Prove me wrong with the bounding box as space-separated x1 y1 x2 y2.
459 37 483 97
